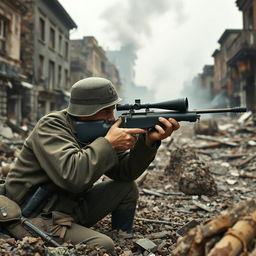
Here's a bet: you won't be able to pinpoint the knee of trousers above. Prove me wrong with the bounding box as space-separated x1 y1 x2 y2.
128 181 139 202
63 222 115 253
89 234 115 254
119 181 139 209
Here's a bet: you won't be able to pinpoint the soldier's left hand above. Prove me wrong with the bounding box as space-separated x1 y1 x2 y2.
145 117 180 146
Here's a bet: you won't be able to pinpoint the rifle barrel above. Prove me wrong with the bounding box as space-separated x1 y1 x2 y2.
195 107 247 114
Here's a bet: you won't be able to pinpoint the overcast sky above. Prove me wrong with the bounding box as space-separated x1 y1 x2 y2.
59 0 242 101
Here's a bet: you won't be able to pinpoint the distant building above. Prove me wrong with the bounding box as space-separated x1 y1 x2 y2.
181 66 213 109
201 65 214 98
107 44 137 87
70 36 122 95
0 0 26 123
107 43 155 103
224 0 256 111
212 29 242 108
20 0 77 120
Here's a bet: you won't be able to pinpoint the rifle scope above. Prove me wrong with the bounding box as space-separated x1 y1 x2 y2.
116 98 188 111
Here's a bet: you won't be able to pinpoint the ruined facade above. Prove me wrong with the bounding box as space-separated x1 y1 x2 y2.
107 44 155 103
212 30 242 107
20 0 77 120
0 0 26 124
226 0 256 111
70 36 122 95
212 0 256 111
201 65 214 98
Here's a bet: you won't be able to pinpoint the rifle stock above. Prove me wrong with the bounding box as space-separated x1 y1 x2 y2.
75 112 201 143
74 106 247 144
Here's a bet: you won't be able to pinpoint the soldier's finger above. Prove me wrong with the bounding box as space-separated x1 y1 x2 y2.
154 125 165 135
158 117 172 129
112 118 122 127
126 128 146 134
168 118 180 130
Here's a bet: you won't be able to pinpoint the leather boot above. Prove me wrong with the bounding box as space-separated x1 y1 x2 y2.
111 208 136 233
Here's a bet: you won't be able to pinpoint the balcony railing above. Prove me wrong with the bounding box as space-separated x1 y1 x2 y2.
227 30 256 62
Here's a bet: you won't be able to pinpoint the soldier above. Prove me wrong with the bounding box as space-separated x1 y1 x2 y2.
3 77 179 254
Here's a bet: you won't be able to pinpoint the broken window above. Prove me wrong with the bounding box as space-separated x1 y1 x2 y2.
48 60 55 89
38 100 45 119
49 27 55 49
0 16 8 54
58 34 62 55
39 17 45 42
14 14 19 35
248 7 254 44
101 61 106 73
65 41 69 59
0 87 7 117
64 68 68 87
38 55 44 80
58 65 62 86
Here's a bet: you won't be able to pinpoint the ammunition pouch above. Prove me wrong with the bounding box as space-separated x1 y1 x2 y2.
0 182 6 196
0 195 21 222
0 195 47 240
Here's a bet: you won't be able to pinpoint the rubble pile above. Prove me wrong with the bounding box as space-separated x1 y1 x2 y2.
0 113 255 255
0 237 109 255
178 159 218 196
165 149 217 196
0 120 24 178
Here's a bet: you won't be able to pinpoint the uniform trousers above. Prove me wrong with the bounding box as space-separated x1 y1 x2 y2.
45 180 139 254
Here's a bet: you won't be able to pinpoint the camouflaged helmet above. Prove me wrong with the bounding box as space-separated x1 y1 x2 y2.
67 77 121 116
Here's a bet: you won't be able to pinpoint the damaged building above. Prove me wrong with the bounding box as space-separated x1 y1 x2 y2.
0 0 27 125
212 29 242 108
19 0 77 120
107 44 155 103
70 36 122 97
226 0 256 112
212 0 256 111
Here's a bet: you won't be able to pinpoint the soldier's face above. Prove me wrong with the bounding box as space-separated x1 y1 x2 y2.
78 106 115 123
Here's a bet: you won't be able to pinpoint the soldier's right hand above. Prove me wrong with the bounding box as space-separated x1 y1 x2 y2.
105 118 146 151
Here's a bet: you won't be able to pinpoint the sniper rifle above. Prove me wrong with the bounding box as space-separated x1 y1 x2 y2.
74 97 247 144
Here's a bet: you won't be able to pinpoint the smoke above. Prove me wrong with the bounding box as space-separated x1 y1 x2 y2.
101 0 185 48
181 78 212 109
101 0 186 102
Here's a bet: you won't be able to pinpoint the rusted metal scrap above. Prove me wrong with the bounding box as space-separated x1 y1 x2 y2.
172 199 256 256
237 153 256 168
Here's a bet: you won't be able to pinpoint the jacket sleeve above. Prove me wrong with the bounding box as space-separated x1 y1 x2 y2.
105 134 160 181
29 115 119 193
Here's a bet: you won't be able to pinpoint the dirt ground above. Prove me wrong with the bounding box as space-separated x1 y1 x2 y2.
0 114 255 255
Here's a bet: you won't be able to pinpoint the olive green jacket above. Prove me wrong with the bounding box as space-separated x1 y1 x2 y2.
5 110 159 204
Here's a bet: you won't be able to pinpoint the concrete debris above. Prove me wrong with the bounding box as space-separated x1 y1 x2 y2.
176 220 199 237
134 238 157 252
178 160 218 196
237 111 253 124
194 119 219 135
165 149 217 196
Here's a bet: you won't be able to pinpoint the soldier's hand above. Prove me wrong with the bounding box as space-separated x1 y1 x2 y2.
105 118 146 151
146 117 180 146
